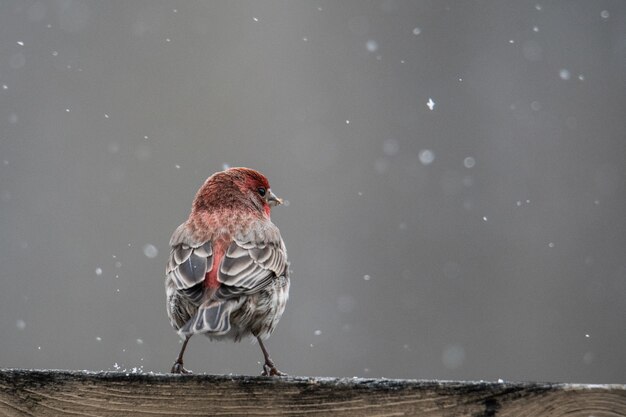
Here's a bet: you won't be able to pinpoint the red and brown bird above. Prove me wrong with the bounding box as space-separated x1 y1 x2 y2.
165 167 290 376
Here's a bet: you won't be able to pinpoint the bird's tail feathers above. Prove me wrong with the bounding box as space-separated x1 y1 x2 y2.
179 300 238 337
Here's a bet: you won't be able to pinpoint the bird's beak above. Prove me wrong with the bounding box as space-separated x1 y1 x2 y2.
267 189 283 207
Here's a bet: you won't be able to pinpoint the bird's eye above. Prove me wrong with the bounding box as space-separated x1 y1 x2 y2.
257 187 266 197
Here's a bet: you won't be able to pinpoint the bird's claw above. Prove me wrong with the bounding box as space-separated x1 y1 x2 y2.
171 361 192 374
262 363 286 376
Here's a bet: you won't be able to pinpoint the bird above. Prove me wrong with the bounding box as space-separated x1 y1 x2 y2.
165 167 290 376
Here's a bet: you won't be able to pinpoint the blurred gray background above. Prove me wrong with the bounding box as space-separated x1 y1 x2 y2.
1 0 625 384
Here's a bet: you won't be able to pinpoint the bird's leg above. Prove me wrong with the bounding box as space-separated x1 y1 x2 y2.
257 337 286 376
171 335 192 374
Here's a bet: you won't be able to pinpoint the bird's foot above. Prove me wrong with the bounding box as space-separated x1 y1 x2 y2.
262 362 286 376
171 360 192 374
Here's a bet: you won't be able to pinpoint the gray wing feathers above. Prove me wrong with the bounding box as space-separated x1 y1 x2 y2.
167 222 212 297
216 237 287 298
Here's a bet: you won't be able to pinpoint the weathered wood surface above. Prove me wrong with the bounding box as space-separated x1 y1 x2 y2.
0 369 624 417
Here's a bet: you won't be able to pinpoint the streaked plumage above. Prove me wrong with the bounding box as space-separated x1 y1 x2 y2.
165 167 289 375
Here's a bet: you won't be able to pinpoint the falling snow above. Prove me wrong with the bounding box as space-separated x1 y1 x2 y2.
366 40 378 52
143 244 158 259
418 149 435 165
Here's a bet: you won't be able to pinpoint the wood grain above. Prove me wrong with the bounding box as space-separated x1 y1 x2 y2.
0 369 624 416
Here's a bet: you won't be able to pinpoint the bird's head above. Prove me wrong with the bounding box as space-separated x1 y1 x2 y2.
193 167 283 218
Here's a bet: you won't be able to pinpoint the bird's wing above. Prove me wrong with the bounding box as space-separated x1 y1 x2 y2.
166 222 213 305
214 226 288 299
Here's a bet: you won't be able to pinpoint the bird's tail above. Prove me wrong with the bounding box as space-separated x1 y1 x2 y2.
178 299 240 337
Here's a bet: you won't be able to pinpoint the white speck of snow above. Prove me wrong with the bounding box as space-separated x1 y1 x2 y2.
318 7 323 11
594 199 600 205
463 157 476 168
535 4 542 11
253 17 259 22
559 69 571 80
363 274 371 281
175 164 181 169
427 98 435 110
526 199 531 204
144 135 149 139
498 378 504 383
165 38 171 42
17 41 24 46
95 267 103 275
96 336 102 341
533 26 539 32
16 320 26 330
173 8 178 13
116 288 120 293
548 242 555 248
530 101 542 111
65 108 70 112
366 40 378 52
412 27 421 35
509 39 515 44
578 74 585 81
383 138 399 156
143 244 158 259
104 114 109 118
358 191 363 196
38 346 41 350
345 119 350 124
442 345 465 369
516 201 522 207
136 338 144 345
364 368 370 373
585 334 590 338
600 10 609 19
400 59 405 64
2 84 7 90
314 330 322 336
222 163 230 170
483 216 488 221
418 149 435 165
52 51 58 56
302 37 308 42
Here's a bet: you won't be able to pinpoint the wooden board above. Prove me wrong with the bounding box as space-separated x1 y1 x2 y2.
0 369 624 416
